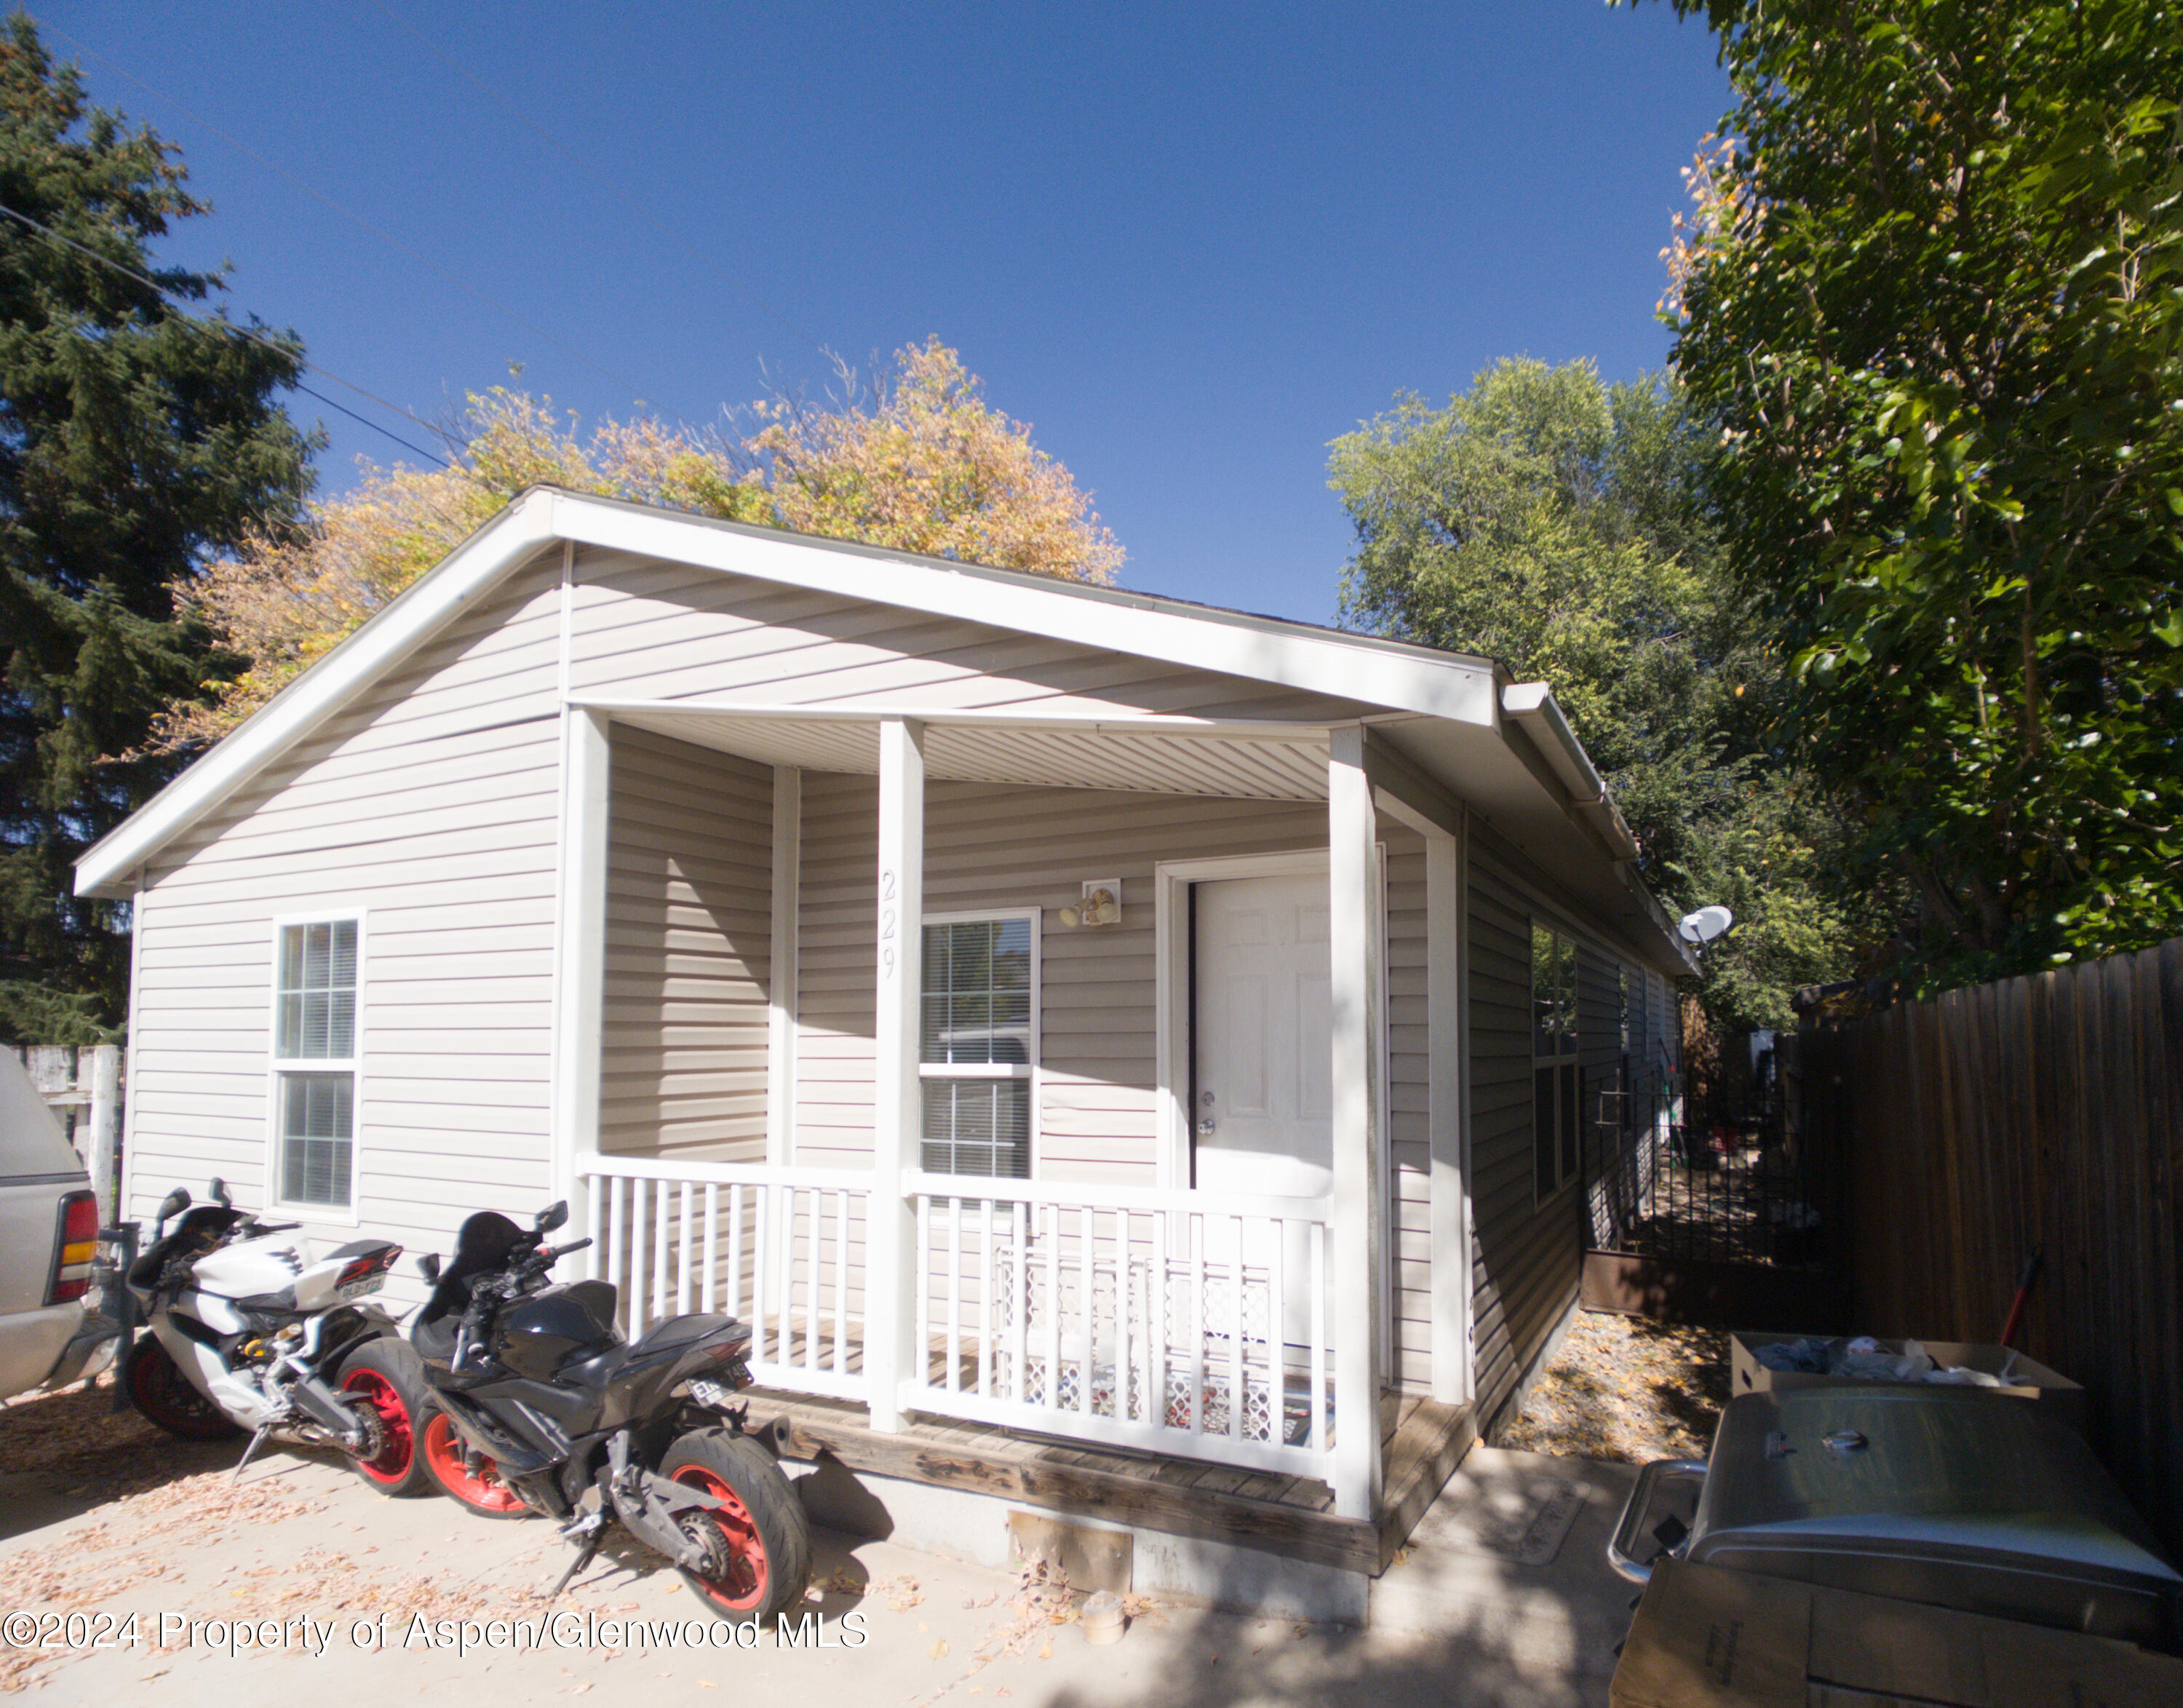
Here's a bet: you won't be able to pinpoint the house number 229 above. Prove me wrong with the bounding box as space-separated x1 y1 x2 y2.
879 869 896 977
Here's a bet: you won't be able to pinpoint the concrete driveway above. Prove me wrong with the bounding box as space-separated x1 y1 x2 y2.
2 1381 1627 1707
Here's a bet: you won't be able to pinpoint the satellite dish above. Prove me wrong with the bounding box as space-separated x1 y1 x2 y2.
1678 905 1733 945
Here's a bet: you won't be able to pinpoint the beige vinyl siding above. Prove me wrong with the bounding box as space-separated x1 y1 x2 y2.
124 552 568 1302
779 771 1434 1390
1466 829 1687 1430
568 550 1380 726
600 727 771 1161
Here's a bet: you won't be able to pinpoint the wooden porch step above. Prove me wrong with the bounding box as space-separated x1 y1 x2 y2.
747 1386 1474 1578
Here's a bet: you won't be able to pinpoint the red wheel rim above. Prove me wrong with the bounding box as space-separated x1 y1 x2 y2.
672 1464 768 1612
421 1412 527 1513
341 1368 415 1485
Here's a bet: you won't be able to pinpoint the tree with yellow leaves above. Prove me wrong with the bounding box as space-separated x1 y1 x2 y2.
162 339 1121 747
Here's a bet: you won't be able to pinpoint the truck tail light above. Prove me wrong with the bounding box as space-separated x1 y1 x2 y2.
47 1191 100 1306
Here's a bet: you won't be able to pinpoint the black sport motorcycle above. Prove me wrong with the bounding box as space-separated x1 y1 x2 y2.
409 1200 812 1622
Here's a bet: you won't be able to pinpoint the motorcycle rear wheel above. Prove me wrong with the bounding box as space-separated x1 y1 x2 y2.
336 1339 433 1498
658 1429 811 1624
122 1334 242 1441
418 1409 532 1518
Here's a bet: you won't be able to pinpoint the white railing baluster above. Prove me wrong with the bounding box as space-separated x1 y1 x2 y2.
778 1185 797 1367
749 1184 768 1367
1151 1209 1167 1431
915 1193 932 1390
653 1180 672 1325
1309 1220 1327 1455
1077 1205 1095 1417
608 1177 629 1326
803 1187 822 1375
832 1188 849 1376
946 1195 963 1393
629 1180 650 1338
727 1182 744 1322
977 1196 994 1397
1043 1201 1060 1413
1009 1200 1027 1402
582 1176 600 1281
701 1183 718 1315
676 1182 693 1316
1228 1214 1245 1442
1188 1212 1205 1435
1268 1216 1287 1447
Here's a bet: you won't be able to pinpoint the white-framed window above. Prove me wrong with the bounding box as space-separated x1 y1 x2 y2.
1532 920 1580 1201
919 910 1038 1178
269 913 363 1210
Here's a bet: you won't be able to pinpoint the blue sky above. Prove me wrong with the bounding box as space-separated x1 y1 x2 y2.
36 2 1731 625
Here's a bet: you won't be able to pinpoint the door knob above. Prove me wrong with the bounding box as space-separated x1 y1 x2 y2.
1196 1120 1216 1137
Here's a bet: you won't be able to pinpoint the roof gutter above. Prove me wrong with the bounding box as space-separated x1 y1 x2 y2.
1501 681 1641 864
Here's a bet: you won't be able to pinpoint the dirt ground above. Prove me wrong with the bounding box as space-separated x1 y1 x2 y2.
1498 1310 1730 1465
4 1375 1626 1707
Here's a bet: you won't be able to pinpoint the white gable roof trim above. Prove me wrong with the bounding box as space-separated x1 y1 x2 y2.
73 487 1529 897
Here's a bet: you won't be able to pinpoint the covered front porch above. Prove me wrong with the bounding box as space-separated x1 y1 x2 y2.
546 701 1476 1528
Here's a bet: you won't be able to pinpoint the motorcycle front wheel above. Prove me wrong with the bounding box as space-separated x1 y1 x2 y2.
417 1409 532 1518
335 1339 434 1498
658 1429 812 1624
122 1334 242 1441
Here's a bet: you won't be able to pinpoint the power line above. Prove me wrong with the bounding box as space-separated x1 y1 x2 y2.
43 23 680 424
359 0 833 363
0 201 453 468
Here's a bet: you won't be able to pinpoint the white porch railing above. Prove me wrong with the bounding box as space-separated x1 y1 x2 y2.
570 1156 1337 1482
576 1155 870 1403
904 1172 1335 1479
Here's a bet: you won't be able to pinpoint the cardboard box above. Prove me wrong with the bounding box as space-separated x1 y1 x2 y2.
1730 1332 2087 1434
1611 1558 2183 1708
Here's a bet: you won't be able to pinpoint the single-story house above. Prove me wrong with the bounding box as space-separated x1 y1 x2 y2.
77 487 1689 1596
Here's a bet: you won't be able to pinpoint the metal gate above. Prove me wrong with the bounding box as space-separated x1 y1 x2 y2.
1580 1036 1846 1328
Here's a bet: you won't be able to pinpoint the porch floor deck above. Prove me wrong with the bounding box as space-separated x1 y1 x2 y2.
752 1387 1476 1576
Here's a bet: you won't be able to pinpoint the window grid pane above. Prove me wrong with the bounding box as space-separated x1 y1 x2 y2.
920 916 1034 1176
277 919 358 1060
920 1078 1030 1178
279 1071 354 1207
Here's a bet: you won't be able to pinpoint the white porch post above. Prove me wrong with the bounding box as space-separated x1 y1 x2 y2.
1428 808 1473 1405
1327 726 1384 1520
767 765 802 1166
867 718 925 1432
552 707 612 1228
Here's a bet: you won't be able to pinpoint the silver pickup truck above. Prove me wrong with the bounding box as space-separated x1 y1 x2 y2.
0 1052 115 1400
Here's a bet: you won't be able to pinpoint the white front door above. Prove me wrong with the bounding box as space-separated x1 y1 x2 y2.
1193 871 1334 1199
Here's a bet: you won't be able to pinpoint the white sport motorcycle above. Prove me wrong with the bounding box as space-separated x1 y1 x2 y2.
121 1178 432 1496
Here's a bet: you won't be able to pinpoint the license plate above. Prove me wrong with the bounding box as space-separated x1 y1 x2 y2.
335 1275 384 1300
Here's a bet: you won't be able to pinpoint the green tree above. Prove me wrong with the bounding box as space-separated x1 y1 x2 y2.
0 14 314 1041
1649 0 2183 985
1330 356 1866 1030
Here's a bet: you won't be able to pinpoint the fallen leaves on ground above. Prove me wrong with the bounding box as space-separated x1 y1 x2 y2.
1498 1311 1729 1463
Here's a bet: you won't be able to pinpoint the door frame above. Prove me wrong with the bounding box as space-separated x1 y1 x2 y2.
1152 848 1388 1209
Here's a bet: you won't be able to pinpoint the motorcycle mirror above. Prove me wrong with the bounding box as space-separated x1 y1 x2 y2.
418 1252 442 1284
156 1186 191 1229
536 1200 569 1234
208 1176 234 1209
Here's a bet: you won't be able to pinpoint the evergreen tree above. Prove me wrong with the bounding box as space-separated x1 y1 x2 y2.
0 13 314 1041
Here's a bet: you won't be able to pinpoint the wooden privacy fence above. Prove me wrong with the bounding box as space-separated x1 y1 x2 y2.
1802 940 2183 1554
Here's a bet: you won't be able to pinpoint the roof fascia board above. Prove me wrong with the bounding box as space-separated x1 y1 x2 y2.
74 492 562 896
568 696 1336 742
552 496 1500 728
